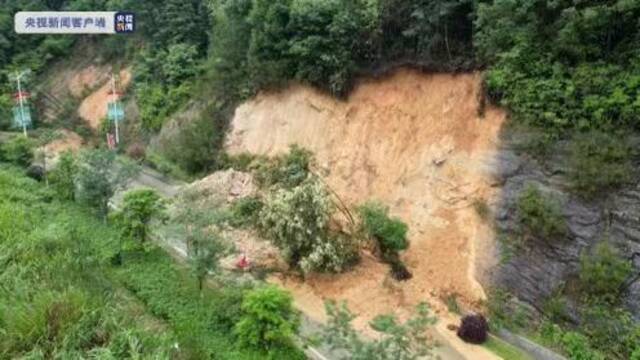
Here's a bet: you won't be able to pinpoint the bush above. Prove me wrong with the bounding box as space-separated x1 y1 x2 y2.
323 300 438 360
113 188 166 245
234 286 300 354
1 136 34 166
258 179 358 274
579 242 632 303
561 332 603 360
358 202 408 253
49 151 77 200
568 131 634 199
255 145 312 188
516 185 567 240
229 196 264 227
457 314 489 344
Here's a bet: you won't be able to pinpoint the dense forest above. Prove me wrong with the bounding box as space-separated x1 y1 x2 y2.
1 0 639 359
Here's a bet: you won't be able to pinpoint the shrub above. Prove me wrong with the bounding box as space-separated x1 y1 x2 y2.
457 314 489 344
49 151 77 200
113 188 167 245
229 196 264 227
255 145 312 188
323 300 438 360
516 185 567 240
580 304 638 358
568 131 634 199
234 286 300 354
1 136 34 166
561 332 603 360
258 179 358 273
358 202 408 253
579 242 632 303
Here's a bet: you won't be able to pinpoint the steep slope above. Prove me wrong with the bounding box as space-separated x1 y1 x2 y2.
226 69 506 328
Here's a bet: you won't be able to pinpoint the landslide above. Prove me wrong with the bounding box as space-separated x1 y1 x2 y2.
226 69 506 328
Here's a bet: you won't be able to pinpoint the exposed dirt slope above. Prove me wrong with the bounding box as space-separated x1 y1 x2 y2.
77 68 132 129
226 69 506 356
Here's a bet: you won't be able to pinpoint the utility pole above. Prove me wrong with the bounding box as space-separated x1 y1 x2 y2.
110 73 120 145
13 70 30 137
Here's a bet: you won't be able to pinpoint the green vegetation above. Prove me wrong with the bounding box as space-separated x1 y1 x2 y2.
49 150 77 200
323 300 438 360
1 135 33 166
578 242 633 304
255 145 312 188
359 201 409 253
516 185 567 240
234 286 301 357
74 149 137 219
567 131 634 199
483 336 533 360
0 165 176 357
358 201 412 280
0 162 306 358
112 188 167 245
259 178 358 274
476 1 640 135
229 196 264 227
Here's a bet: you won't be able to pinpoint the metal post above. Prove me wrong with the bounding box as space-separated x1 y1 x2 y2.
110 73 120 145
16 71 27 137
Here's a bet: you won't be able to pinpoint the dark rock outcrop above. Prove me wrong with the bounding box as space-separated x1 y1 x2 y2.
484 131 640 320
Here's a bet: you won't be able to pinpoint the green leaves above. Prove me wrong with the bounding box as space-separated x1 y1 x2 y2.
113 188 166 245
516 185 567 241
358 201 408 253
579 242 633 304
234 286 300 354
323 300 437 360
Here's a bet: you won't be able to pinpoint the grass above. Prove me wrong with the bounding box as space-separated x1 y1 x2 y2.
0 163 304 359
484 335 533 360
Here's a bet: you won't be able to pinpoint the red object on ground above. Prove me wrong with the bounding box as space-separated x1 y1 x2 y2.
236 255 250 270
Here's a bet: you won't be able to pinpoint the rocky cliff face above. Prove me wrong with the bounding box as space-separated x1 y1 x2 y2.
485 130 640 320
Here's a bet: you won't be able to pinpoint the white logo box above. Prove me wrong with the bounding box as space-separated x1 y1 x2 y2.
15 12 117 34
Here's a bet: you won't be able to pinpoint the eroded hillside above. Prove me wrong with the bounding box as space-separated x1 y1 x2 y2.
226 70 506 328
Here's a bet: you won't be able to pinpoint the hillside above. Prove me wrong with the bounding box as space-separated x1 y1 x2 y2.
1 0 639 359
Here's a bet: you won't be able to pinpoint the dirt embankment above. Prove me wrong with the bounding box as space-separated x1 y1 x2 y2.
77 68 132 129
226 69 506 357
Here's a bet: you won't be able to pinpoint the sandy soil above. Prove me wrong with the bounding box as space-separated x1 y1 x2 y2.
77 68 132 129
68 64 111 98
226 69 506 358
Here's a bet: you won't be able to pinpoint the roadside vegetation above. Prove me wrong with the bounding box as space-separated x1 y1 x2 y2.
0 151 307 358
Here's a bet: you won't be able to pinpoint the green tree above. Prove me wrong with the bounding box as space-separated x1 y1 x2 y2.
114 188 166 245
186 228 225 291
258 179 358 274
323 300 438 360
49 150 77 200
74 149 137 220
234 286 300 353
247 0 293 89
1 136 33 166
